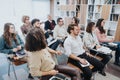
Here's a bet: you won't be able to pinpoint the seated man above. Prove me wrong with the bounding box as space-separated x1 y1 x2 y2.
31 18 60 50
64 24 105 80
53 17 68 42
51 17 68 50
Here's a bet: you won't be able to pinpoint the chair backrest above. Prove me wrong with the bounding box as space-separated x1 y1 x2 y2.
56 53 68 65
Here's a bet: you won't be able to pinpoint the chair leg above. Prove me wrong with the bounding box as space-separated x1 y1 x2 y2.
8 62 11 76
92 72 97 80
11 64 17 80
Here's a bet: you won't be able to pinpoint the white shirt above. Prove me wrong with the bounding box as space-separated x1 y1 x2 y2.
64 35 85 57
53 24 68 40
83 32 100 48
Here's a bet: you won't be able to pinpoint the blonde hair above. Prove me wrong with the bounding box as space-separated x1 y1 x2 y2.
22 15 29 23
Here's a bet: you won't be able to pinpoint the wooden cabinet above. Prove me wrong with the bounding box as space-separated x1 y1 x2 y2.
115 16 120 41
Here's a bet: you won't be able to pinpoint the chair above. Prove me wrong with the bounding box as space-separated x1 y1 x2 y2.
67 62 96 80
7 54 27 80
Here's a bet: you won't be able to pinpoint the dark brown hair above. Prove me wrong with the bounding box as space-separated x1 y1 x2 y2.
96 18 106 34
67 24 77 34
25 28 46 51
3 23 18 46
86 22 95 33
57 17 62 23
31 18 40 26
72 17 79 26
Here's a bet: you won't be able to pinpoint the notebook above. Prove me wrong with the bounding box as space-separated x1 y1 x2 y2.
49 73 71 80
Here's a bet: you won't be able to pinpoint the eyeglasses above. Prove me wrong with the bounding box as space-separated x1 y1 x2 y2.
25 18 29 20
59 20 63 22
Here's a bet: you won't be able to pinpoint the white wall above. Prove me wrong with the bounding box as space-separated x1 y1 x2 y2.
0 0 50 36
32 0 50 21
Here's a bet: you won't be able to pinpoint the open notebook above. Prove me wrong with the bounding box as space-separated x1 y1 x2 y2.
79 60 90 67
97 46 112 54
49 73 71 80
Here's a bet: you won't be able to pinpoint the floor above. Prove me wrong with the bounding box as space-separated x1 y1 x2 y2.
0 53 120 80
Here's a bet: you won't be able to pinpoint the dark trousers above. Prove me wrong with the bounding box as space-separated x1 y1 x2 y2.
41 65 80 80
49 39 62 50
114 42 120 63
68 53 104 80
103 42 120 63
90 49 112 65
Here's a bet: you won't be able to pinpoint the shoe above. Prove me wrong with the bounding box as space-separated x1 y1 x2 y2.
114 62 120 67
28 73 34 79
98 71 106 76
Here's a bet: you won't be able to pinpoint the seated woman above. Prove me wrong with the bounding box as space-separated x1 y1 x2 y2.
83 22 112 66
95 18 120 66
25 28 80 80
0 23 24 55
21 15 32 37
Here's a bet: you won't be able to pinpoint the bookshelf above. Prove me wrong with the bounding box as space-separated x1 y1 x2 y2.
115 16 120 41
53 0 120 37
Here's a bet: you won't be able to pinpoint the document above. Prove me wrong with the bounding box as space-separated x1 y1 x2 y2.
97 46 112 54
79 60 90 67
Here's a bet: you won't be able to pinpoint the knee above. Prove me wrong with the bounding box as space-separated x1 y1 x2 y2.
57 39 62 43
71 70 81 80
72 76 79 80
99 62 104 69
83 69 92 78
86 71 92 78
106 55 112 61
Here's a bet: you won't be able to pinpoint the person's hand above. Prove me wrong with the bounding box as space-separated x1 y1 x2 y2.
13 56 19 60
79 58 87 65
12 48 18 52
86 52 93 57
17 45 22 50
49 70 58 75
111 38 114 42
47 29 50 32
56 51 62 55
96 45 101 49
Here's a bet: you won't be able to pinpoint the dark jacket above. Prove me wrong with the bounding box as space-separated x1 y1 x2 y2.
45 20 56 30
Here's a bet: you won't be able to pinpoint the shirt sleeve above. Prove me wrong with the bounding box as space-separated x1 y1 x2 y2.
95 29 112 42
83 34 95 48
0 36 13 54
64 39 72 57
17 34 24 48
53 26 58 39
44 21 49 30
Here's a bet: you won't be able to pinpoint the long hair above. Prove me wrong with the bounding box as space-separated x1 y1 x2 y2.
72 17 79 26
86 22 95 33
25 28 46 52
3 23 18 46
96 18 105 34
